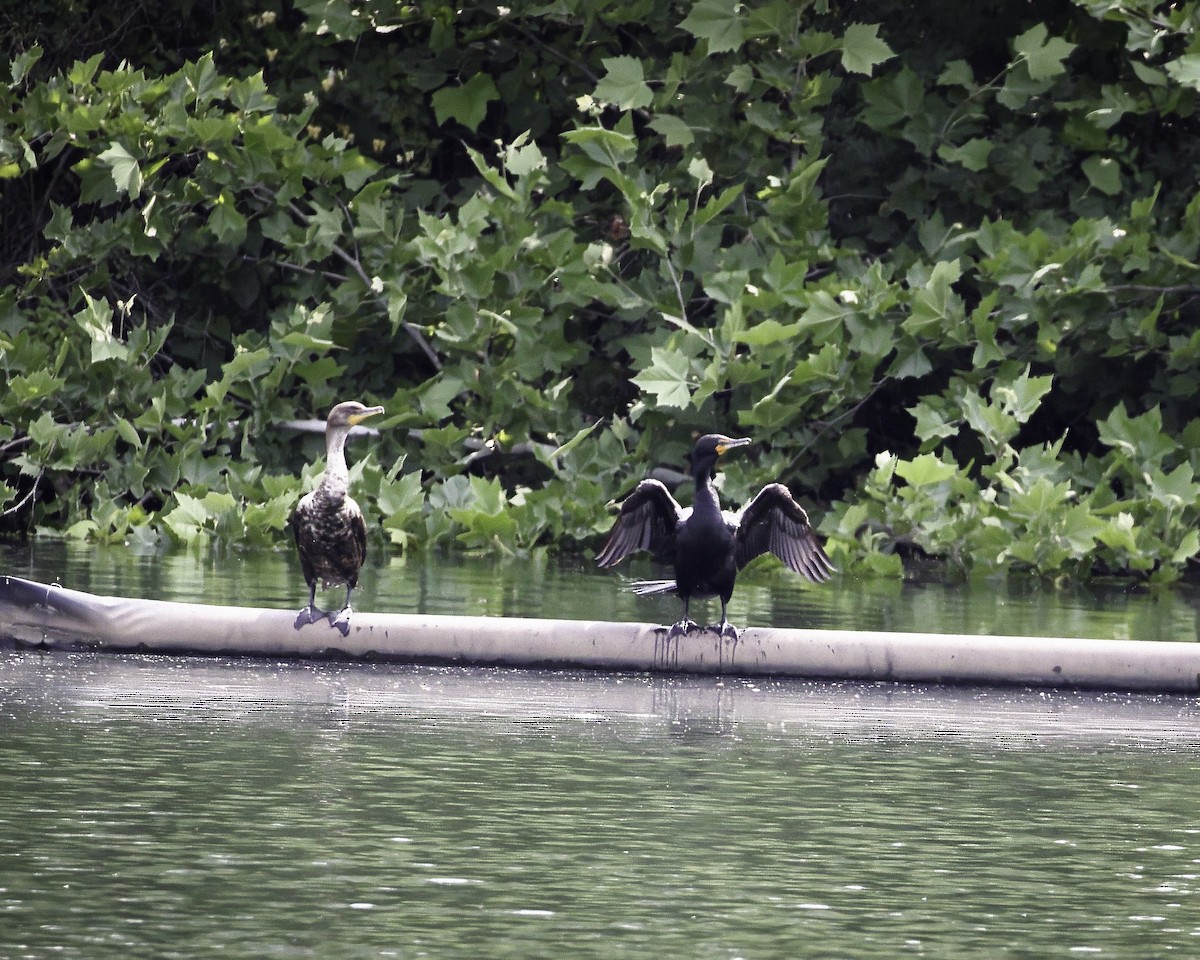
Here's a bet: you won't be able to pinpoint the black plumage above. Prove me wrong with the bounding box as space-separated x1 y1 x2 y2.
290 400 384 636
597 434 834 639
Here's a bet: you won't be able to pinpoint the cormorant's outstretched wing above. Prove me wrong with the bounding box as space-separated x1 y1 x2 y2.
596 479 685 568
733 483 835 582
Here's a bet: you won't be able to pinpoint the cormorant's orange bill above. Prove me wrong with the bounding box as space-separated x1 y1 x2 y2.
348 406 385 426
715 437 752 456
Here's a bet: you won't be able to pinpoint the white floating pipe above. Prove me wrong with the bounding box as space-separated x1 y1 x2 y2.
1 576 1197 693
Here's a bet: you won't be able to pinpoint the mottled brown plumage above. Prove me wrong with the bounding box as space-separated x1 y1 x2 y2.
597 434 834 639
290 400 384 636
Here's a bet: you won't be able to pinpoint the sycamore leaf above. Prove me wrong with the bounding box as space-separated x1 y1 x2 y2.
1147 463 1200 510
631 347 693 409
994 367 1054 424
694 183 742 226
1097 512 1139 554
895 453 958 487
10 46 42 87
114 418 143 450
1013 23 1076 81
736 318 801 346
841 23 895 76
726 63 754 93
208 193 247 245
1165 53 1200 91
961 392 1017 447
1082 156 1121 195
9 369 66 404
649 114 694 147
98 142 142 199
376 467 425 519
890 343 933 380
937 137 994 172
1132 61 1167 87
164 491 210 528
687 155 713 188
561 125 638 163
539 420 605 463
909 401 959 445
67 53 103 86
1172 528 1200 565
504 137 546 177
1058 503 1106 555
594 56 653 111
679 0 745 55
431 73 499 131
219 347 272 384
938 59 975 88
244 495 294 532
1097 402 1176 465
418 374 467 420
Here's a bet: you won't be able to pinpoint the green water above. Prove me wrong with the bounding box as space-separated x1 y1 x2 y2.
1 543 1199 958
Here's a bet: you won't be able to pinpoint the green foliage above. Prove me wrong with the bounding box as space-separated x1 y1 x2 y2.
826 371 1200 582
2 0 1200 583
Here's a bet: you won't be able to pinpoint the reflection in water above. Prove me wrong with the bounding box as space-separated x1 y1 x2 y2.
1 654 1199 959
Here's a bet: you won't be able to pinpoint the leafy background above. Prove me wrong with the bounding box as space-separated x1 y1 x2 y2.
2 0 1199 582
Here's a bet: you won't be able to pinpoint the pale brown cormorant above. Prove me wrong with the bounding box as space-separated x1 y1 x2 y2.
596 434 834 639
290 400 384 636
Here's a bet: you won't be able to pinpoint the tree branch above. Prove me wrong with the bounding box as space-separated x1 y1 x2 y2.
1108 284 1200 296
785 377 893 480
242 255 348 284
2 471 41 518
505 21 601 84
252 187 443 370
663 255 689 326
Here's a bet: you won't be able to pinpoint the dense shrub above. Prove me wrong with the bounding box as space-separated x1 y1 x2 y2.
2 0 1199 580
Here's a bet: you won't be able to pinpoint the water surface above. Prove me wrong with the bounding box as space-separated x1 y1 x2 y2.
2 654 1199 959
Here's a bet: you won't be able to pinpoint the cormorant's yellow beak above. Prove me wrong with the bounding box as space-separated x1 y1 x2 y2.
348 406 385 426
715 437 752 456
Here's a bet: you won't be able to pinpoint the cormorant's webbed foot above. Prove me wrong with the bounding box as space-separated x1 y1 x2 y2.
666 618 699 640
709 619 741 641
328 605 353 637
294 604 326 630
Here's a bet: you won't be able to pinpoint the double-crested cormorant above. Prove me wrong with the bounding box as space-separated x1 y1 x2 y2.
596 434 834 639
290 400 384 636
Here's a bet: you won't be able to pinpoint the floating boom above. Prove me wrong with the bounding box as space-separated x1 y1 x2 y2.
1 576 1198 692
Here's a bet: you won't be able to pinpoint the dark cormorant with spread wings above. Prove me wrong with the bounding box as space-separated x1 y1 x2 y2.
596 434 834 639
290 400 384 637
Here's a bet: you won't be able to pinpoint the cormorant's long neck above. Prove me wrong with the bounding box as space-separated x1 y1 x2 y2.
320 424 351 503
691 465 722 518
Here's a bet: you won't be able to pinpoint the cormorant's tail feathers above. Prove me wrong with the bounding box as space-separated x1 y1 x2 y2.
627 578 678 597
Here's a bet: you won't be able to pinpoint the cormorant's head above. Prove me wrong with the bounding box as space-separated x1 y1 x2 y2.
327 400 385 430
687 434 752 479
